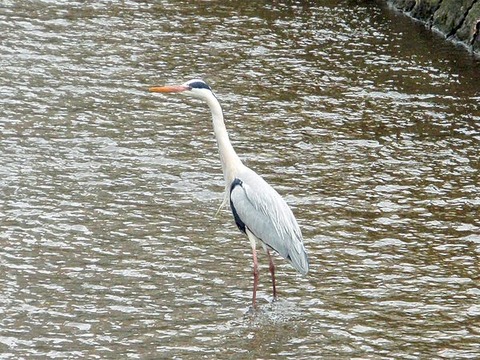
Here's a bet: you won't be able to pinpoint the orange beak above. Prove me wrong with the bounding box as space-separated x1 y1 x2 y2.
149 85 190 93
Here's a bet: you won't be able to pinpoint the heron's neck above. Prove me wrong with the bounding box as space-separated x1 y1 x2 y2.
205 93 243 184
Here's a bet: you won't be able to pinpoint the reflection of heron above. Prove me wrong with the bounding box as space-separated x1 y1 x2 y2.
149 79 309 307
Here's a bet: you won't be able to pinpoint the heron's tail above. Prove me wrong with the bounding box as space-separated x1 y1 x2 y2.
288 242 309 276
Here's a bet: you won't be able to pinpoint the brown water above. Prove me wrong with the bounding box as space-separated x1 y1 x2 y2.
1 0 479 358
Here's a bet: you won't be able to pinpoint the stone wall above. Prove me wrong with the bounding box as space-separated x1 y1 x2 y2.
388 0 480 55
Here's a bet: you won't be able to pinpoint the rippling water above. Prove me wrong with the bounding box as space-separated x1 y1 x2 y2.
1 0 479 358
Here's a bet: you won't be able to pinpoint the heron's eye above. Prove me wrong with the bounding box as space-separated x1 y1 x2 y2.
189 81 211 90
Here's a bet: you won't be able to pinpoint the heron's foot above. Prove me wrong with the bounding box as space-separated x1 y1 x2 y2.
243 304 260 319
244 297 271 318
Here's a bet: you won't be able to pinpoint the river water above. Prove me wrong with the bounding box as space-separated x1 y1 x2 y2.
1 0 479 358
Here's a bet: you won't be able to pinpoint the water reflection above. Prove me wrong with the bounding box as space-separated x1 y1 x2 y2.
1 0 479 358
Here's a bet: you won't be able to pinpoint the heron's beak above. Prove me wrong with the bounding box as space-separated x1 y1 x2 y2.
149 85 190 93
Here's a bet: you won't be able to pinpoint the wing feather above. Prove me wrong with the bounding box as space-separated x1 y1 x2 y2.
229 167 309 275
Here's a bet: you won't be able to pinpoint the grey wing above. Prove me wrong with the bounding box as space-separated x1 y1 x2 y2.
230 170 309 275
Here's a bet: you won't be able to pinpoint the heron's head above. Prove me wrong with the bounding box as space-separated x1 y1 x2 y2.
149 79 214 100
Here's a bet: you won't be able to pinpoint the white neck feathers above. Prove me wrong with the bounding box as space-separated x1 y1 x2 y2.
203 92 243 185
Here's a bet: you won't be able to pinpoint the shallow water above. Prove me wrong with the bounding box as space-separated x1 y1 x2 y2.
1 0 479 358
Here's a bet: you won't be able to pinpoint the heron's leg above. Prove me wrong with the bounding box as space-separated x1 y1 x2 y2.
267 250 277 299
251 245 259 307
246 230 259 307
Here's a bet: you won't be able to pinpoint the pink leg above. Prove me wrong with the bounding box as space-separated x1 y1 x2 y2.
267 250 277 299
251 247 259 307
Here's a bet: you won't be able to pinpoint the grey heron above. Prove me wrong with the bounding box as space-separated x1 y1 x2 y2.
149 79 309 307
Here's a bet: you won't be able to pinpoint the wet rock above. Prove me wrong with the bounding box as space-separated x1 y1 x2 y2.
387 0 480 55
393 0 416 12
432 0 476 36
410 0 442 23
455 2 480 52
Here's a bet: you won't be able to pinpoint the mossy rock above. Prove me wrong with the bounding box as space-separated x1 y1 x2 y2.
454 3 480 51
410 0 443 22
390 0 416 12
433 0 477 36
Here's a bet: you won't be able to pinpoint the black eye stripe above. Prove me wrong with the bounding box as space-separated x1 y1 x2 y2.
188 81 211 90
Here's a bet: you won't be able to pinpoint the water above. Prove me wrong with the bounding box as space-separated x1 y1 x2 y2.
1 0 479 358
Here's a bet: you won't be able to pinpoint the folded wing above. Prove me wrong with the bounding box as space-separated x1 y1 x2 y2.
229 167 309 275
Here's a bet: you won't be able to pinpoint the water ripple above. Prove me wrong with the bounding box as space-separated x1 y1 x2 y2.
1 0 479 358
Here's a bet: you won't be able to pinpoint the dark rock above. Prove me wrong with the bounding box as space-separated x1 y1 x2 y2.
387 0 480 55
455 3 480 51
432 0 477 37
391 0 417 12
410 0 442 24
